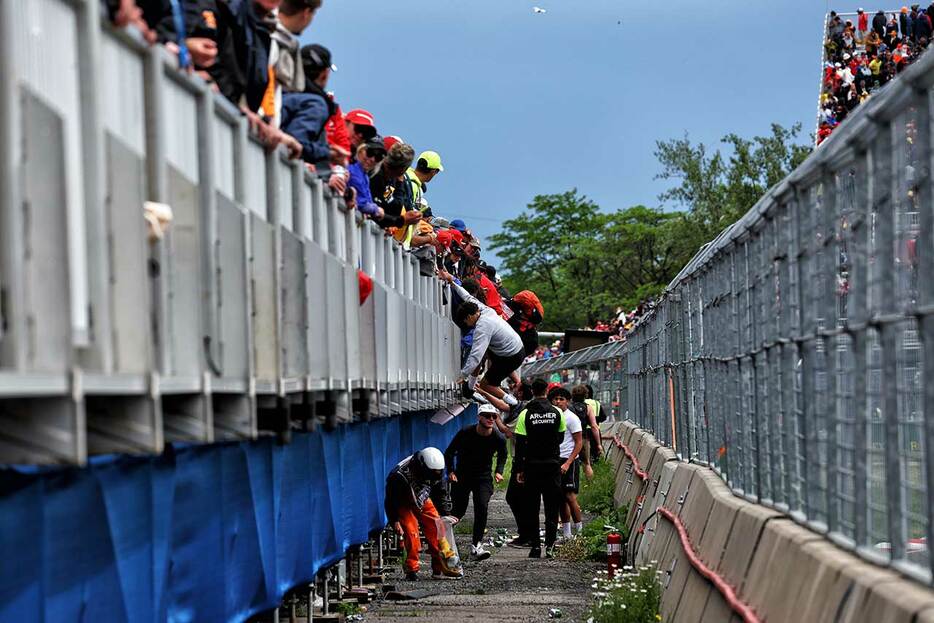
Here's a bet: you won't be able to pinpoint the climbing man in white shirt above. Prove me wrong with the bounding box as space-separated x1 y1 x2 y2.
440 271 526 407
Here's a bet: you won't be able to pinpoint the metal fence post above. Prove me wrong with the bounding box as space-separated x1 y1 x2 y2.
875 119 905 562
921 86 934 577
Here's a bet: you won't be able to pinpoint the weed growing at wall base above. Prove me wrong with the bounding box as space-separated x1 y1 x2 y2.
587 565 662 623
558 457 628 561
577 458 617 517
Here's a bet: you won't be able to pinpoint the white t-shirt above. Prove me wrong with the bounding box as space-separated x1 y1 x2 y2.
559 409 582 459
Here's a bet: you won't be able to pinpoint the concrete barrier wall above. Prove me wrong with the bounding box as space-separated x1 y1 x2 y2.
601 422 934 623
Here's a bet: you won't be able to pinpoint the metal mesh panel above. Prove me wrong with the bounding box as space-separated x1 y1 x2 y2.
520 64 934 581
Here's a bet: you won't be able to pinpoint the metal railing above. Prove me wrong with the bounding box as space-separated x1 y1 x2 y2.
524 45 934 585
0 1 461 465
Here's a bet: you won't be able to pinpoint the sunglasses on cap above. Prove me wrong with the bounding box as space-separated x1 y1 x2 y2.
355 124 377 140
478 412 496 419
365 147 386 161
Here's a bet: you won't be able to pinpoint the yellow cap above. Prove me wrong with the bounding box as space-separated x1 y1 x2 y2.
418 150 444 172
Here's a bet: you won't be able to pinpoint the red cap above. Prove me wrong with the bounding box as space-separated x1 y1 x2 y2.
436 230 454 248
546 382 562 395
383 135 403 150
345 108 375 127
449 230 465 246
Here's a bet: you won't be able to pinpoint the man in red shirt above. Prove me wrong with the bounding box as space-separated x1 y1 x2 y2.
475 268 505 317
857 8 869 42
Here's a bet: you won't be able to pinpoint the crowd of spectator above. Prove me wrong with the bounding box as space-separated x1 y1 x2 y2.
103 0 548 396
524 299 658 363
103 0 478 263
819 6 933 144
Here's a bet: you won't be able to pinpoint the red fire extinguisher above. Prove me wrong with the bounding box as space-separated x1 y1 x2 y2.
606 532 622 578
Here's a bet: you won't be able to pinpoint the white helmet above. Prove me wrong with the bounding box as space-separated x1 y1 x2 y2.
417 447 445 471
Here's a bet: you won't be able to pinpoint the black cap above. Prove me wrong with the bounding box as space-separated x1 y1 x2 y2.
362 136 386 153
301 44 334 73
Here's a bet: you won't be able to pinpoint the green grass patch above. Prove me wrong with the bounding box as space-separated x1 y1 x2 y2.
334 602 362 616
558 506 628 562
588 564 662 622
577 458 617 516
557 458 628 562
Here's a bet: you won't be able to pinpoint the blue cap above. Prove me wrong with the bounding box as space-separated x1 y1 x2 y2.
450 219 468 232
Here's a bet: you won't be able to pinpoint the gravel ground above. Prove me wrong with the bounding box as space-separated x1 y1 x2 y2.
363 491 601 623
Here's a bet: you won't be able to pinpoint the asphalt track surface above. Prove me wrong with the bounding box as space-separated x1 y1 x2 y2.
364 491 600 622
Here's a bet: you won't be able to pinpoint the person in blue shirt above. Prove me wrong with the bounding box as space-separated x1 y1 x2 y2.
347 138 386 218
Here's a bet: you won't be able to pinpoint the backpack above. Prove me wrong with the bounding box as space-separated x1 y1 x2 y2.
569 400 590 433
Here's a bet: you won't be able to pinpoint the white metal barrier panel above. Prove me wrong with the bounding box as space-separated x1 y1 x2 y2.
0 9 461 465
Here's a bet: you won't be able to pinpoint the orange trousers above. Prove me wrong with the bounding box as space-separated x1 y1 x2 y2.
398 498 442 573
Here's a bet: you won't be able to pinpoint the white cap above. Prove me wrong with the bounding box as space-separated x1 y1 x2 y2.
478 403 499 415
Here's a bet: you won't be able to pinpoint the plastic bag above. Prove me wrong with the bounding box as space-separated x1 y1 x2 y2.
434 516 463 574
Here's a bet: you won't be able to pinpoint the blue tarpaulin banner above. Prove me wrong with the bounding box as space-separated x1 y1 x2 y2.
0 407 470 622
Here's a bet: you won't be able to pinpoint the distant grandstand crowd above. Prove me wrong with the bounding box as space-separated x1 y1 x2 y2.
523 299 657 363
819 7 933 144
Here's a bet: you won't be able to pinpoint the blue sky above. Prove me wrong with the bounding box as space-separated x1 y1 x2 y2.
301 0 870 258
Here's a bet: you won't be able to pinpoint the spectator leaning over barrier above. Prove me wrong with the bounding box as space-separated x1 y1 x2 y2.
129 0 301 155
321 94 351 165
345 109 378 157
104 0 157 42
396 151 444 249
348 138 386 219
279 44 349 195
444 403 507 562
463 234 482 262
175 1 220 81
506 290 544 357
384 448 462 581
127 0 178 43
280 44 332 167
199 0 301 154
212 0 276 113
443 273 525 407
513 378 566 559
123 1 217 78
285 41 350 166
263 0 320 127
547 385 585 541
442 230 467 278
372 143 420 230
472 261 505 318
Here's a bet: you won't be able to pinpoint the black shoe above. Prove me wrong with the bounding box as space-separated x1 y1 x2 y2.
506 537 530 549
404 571 418 581
528 547 542 558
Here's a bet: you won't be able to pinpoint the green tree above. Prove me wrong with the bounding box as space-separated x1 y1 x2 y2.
488 189 603 330
493 123 812 332
490 197 692 330
655 122 811 242
595 206 697 310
